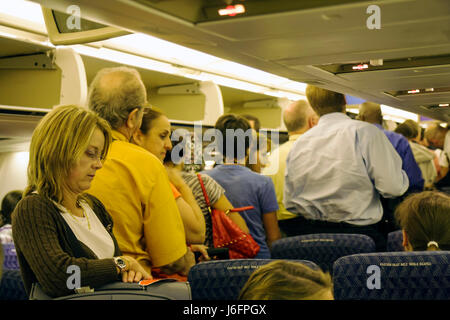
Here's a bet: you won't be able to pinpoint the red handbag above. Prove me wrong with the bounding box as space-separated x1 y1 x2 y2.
197 174 260 259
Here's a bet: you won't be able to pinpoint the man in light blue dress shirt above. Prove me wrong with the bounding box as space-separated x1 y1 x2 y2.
284 85 409 250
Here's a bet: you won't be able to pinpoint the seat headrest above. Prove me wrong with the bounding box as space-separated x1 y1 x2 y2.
333 251 450 300
271 233 376 272
188 259 318 300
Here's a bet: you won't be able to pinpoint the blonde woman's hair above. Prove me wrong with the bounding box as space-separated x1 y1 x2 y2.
25 105 112 203
395 191 450 251
238 260 333 300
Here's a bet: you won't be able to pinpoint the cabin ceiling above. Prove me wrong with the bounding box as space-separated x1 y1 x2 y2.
31 0 450 122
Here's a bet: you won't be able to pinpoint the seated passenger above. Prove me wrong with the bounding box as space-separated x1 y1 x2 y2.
395 191 450 251
284 86 409 251
164 136 250 248
12 105 151 298
0 190 22 244
132 107 206 245
395 120 437 189
203 114 281 258
238 260 333 300
87 66 199 279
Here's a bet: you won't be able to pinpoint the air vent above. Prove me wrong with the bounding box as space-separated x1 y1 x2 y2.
316 54 450 75
0 107 48 117
385 86 450 97
420 104 450 111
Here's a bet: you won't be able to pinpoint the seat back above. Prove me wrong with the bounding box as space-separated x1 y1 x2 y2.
188 259 318 300
387 230 404 252
0 269 28 300
333 251 450 300
271 233 376 272
30 279 191 300
2 243 19 270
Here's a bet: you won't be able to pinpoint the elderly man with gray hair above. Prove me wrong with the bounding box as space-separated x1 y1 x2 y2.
88 66 200 280
262 100 318 236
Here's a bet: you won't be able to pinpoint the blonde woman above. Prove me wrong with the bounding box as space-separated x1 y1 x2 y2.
395 191 450 251
12 105 151 298
239 260 333 300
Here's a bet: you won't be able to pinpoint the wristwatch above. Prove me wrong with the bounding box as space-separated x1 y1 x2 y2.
113 257 128 272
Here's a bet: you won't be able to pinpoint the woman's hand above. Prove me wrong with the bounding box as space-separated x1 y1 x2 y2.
119 256 153 283
190 244 211 262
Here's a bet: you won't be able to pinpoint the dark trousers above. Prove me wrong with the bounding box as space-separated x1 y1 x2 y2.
278 215 387 252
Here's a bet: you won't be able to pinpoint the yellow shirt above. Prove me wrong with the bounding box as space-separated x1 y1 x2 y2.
262 134 301 220
88 130 186 273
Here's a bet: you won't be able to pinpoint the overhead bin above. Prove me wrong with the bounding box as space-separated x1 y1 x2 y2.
220 85 290 131
0 34 88 147
0 39 87 110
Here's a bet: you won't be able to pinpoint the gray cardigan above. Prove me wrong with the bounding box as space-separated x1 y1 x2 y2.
12 193 121 298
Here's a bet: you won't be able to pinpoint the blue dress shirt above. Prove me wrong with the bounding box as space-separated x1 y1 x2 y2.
284 113 409 226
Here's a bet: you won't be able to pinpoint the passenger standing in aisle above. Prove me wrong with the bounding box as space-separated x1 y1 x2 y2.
262 100 318 236
203 114 281 258
284 85 409 251
87 66 198 278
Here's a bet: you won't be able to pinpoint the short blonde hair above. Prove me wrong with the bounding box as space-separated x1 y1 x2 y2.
238 260 333 300
25 105 112 203
306 85 346 116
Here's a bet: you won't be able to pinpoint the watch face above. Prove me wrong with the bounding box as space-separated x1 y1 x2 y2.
115 258 126 270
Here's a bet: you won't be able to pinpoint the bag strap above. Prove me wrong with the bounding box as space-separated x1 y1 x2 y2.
196 174 254 213
229 206 254 212
196 173 211 207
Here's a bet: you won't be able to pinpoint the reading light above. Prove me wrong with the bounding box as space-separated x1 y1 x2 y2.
218 4 246 16
352 64 369 71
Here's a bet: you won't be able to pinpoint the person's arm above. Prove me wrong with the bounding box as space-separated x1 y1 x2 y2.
213 194 250 234
262 212 281 248
116 256 152 282
259 178 281 248
159 247 196 276
143 164 191 273
167 167 205 244
359 126 409 197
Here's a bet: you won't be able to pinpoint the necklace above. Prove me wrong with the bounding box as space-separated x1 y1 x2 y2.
66 202 91 231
